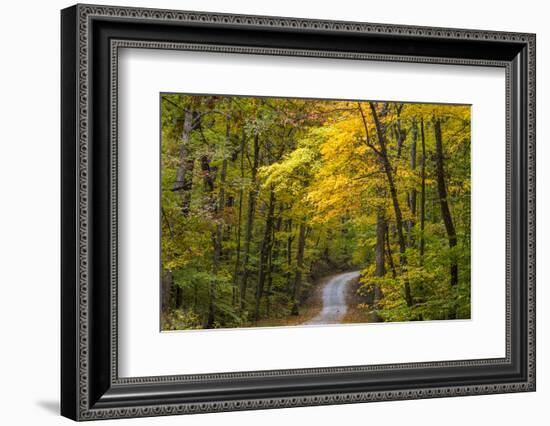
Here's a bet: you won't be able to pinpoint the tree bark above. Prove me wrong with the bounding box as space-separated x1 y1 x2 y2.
266 206 283 316
368 102 413 307
286 218 294 292
408 118 418 244
385 224 397 279
374 208 386 307
254 190 275 322
162 270 174 313
207 112 231 327
160 207 178 311
433 117 458 288
200 156 215 194
240 133 259 312
172 109 196 215
420 117 427 262
291 222 307 315
232 130 246 306
395 117 405 159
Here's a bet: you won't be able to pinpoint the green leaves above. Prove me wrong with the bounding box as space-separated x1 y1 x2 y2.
160 95 471 329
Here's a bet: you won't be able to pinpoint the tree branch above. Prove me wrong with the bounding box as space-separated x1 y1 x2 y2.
357 103 382 156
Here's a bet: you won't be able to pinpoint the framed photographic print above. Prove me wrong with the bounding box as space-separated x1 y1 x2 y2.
61 4 536 421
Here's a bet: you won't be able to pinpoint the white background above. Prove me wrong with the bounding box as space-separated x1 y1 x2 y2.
119 49 505 377
0 0 547 425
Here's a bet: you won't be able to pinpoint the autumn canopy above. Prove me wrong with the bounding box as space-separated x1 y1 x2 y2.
160 94 471 330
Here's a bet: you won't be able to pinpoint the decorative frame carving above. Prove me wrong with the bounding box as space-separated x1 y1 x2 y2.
61 4 535 421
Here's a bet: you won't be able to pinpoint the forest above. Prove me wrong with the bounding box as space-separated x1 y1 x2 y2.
160 94 471 330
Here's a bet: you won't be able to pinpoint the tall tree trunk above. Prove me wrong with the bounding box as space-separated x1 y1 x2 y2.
385 224 397 279
232 130 246 306
420 117 427 262
408 118 418 244
368 102 413 307
160 207 179 311
162 270 174 313
254 190 275 322
433 117 458 288
291 222 307 315
375 210 386 281
201 153 216 321
206 116 230 328
200 154 215 221
266 207 283 316
172 109 196 215
373 208 385 318
395 118 405 160
240 133 259 312
286 218 294 292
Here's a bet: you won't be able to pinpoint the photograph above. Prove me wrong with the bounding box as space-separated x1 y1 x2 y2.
58 3 535 421
160 94 472 330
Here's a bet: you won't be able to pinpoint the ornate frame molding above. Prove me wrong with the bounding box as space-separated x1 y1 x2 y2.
61 4 535 421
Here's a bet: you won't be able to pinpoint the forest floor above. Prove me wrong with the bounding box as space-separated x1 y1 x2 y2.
342 274 373 324
254 276 326 328
254 270 366 328
256 272 356 327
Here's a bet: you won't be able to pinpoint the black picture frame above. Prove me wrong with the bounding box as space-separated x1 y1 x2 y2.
61 4 536 421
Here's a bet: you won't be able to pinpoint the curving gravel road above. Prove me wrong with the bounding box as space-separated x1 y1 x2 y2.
303 270 360 325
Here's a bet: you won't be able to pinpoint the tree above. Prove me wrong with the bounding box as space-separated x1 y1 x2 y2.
160 94 472 329
366 102 413 307
433 117 458 288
